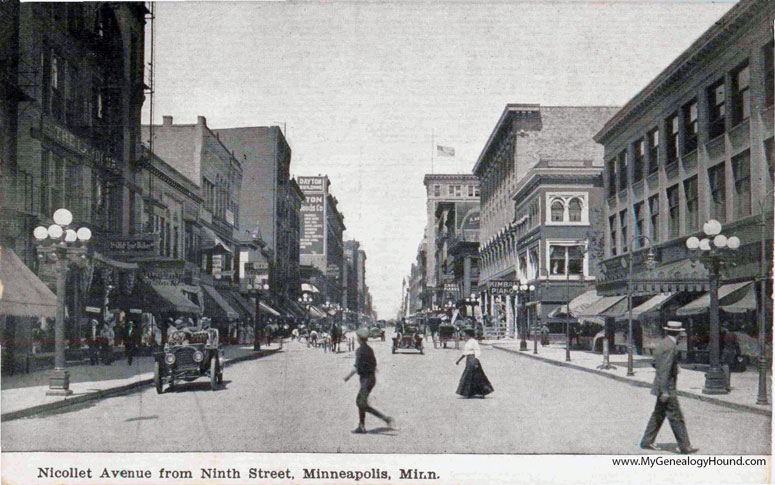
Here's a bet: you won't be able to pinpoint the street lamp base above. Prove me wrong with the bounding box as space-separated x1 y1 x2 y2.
519 340 527 351
46 368 72 396
702 367 729 395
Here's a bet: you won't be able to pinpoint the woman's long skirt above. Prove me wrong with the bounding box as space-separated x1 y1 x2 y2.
456 354 494 397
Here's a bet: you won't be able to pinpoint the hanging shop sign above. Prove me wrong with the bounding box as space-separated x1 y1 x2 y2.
300 194 325 255
100 234 159 258
143 260 186 286
488 280 517 295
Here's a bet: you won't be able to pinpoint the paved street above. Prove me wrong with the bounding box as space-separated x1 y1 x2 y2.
2 332 770 454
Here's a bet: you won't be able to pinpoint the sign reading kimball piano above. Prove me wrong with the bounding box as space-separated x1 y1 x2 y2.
488 280 517 295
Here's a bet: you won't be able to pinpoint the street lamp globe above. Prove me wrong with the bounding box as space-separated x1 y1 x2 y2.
47 224 63 239
34 226 49 240
727 236 741 250
64 229 77 243
699 238 712 251
686 236 700 250
519 277 527 286
529 284 535 292
703 219 722 236
76 227 92 241
52 208 73 226
713 234 728 248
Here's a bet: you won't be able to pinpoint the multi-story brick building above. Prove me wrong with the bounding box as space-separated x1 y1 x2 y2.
422 174 480 308
594 0 774 353
213 126 303 314
473 104 618 332
297 176 345 306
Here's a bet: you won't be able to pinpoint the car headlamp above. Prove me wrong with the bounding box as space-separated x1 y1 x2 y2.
164 353 176 365
193 350 204 362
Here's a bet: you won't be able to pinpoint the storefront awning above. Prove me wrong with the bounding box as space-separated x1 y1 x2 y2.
149 283 201 314
0 247 57 318
93 252 139 270
570 290 627 325
721 283 768 314
302 282 320 294
309 306 327 318
201 284 239 320
597 258 709 296
676 281 753 316
631 292 679 319
200 226 232 253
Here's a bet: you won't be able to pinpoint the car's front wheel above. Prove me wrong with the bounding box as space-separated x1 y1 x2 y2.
154 362 163 394
210 358 219 391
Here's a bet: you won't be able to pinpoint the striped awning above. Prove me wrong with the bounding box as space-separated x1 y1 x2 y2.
630 292 679 319
149 284 201 314
676 281 754 316
201 284 239 320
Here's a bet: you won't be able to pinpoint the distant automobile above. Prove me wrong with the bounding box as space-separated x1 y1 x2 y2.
392 323 424 354
154 328 223 393
369 326 385 341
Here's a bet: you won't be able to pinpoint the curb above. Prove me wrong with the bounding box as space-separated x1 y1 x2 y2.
0 348 282 423
492 345 772 418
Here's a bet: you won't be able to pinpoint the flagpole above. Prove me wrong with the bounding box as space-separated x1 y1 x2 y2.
431 130 435 174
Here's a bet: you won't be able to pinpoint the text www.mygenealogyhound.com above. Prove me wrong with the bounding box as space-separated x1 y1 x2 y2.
612 457 766 468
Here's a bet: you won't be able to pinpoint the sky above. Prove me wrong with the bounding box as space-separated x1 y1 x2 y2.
143 0 736 319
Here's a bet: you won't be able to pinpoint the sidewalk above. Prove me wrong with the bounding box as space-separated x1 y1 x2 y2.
487 339 772 417
0 342 283 422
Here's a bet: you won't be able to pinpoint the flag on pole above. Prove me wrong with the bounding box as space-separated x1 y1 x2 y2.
436 145 455 157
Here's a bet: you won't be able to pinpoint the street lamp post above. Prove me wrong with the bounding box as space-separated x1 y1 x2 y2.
756 193 772 405
33 208 92 396
686 220 741 395
624 235 657 376
250 282 269 351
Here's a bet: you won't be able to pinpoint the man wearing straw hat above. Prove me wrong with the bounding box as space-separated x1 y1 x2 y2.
344 327 394 434
640 321 698 454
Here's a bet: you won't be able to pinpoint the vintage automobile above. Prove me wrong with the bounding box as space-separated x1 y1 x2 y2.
369 325 385 341
154 328 223 393
392 323 424 354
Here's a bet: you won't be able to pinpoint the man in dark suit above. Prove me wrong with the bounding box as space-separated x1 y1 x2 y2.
640 321 698 454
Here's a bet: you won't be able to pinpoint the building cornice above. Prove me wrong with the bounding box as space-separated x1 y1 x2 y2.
423 173 479 185
511 169 602 204
473 104 540 176
594 0 768 145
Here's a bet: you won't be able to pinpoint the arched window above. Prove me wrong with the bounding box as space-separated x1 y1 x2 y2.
551 200 565 222
568 198 582 222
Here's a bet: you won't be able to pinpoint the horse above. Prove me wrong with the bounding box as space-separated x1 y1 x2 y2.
329 323 343 353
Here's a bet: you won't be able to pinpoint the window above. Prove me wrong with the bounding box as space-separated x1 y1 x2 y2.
51 154 64 212
667 184 680 239
619 210 628 253
529 247 539 280
568 198 582 222
684 176 698 232
708 80 726 139
433 184 440 197
474 186 480 197
549 245 584 277
766 138 774 181
648 127 659 174
468 185 475 197
609 215 617 256
617 150 628 191
203 178 215 212
683 100 698 153
634 202 644 248
732 63 750 125
649 195 660 242
551 200 564 222
607 158 616 196
40 151 50 215
764 42 774 108
518 254 527 281
708 163 726 223
633 139 645 182
666 114 679 163
733 151 751 219
50 52 64 121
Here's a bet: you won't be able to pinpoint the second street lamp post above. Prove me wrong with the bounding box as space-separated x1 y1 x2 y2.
624 235 657 376
250 282 269 351
33 208 92 396
686 220 740 395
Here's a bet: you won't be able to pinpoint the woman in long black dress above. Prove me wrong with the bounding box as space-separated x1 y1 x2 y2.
455 327 494 398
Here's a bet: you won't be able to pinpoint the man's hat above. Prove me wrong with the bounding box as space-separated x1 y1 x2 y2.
664 321 685 333
356 327 369 338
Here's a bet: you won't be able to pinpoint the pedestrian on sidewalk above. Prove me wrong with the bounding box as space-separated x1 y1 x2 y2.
344 327 394 434
455 327 494 398
640 321 698 454
125 317 141 366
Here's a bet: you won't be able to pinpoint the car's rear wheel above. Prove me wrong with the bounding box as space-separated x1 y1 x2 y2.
154 362 163 394
210 358 219 391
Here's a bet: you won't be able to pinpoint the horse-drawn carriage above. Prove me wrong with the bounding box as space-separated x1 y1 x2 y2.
392 323 424 354
435 322 459 349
